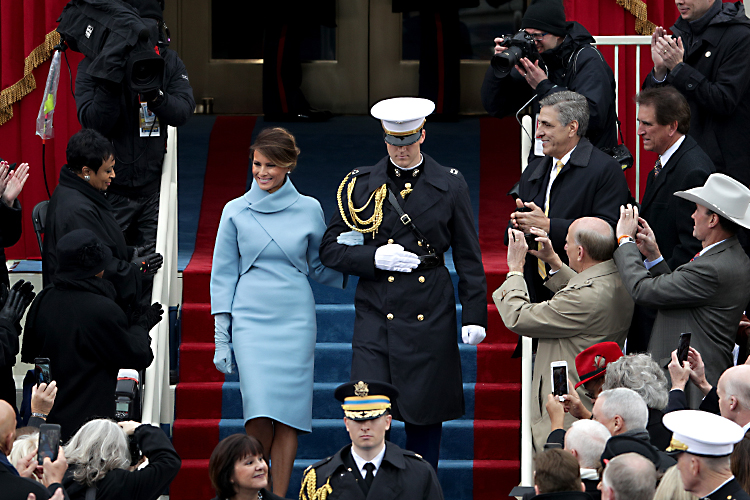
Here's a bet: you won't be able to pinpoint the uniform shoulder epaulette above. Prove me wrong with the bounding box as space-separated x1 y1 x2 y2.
300 459 335 500
403 449 428 462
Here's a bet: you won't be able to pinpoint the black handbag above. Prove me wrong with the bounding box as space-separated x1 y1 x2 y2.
600 118 634 171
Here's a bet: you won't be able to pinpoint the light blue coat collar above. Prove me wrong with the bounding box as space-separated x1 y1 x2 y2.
243 176 300 213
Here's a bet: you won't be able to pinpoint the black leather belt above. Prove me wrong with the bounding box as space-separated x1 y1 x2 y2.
415 253 444 271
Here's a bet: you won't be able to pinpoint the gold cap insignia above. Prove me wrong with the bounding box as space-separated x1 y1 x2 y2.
354 381 369 397
666 438 689 453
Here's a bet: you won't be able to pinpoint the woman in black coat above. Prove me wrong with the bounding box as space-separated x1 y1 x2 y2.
23 229 162 441
42 129 161 308
62 419 181 500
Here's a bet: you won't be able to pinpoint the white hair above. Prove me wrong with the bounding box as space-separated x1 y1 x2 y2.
598 387 649 431
603 354 669 410
565 419 612 469
9 432 41 483
602 452 657 500
63 419 130 487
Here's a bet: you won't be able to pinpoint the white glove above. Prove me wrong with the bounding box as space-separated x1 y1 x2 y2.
337 230 364 246
462 325 486 345
214 313 235 374
374 244 420 272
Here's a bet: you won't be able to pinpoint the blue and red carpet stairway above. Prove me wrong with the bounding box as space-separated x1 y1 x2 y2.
171 115 522 500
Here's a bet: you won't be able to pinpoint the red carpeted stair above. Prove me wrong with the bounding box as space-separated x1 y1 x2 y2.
171 116 257 499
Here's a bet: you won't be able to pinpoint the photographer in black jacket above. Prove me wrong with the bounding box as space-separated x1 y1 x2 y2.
481 0 617 157
74 0 195 248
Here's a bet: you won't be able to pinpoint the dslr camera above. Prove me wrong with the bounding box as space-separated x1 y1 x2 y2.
491 30 540 78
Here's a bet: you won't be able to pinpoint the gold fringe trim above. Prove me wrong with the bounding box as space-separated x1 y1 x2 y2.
0 30 61 126
615 0 657 35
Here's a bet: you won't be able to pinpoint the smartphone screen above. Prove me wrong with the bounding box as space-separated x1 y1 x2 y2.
38 424 61 465
552 365 568 397
677 333 692 365
34 358 51 386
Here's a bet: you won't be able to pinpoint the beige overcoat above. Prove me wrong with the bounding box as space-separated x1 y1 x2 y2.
492 259 633 453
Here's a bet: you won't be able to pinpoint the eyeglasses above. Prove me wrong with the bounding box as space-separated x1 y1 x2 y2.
528 31 550 41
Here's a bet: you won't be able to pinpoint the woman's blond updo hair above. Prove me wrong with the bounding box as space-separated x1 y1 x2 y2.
249 127 300 173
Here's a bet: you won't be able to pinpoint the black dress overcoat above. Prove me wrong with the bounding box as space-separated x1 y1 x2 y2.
300 442 444 500
320 154 487 425
42 166 142 307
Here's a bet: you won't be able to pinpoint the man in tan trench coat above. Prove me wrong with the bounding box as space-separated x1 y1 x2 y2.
493 217 633 453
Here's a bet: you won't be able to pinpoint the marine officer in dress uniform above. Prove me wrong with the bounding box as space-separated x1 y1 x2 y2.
299 380 444 500
663 410 750 500
319 97 487 470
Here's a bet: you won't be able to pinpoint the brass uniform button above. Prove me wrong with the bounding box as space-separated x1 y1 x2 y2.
388 276 395 283
418 241 423 246
417 314 424 321
418 276 425 283
388 238 394 244
387 313 394 320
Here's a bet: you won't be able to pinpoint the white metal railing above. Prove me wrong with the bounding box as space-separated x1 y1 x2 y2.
141 125 179 426
519 35 650 485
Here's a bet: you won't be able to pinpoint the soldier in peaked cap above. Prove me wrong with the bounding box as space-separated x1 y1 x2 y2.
663 410 750 500
299 380 444 500
319 97 487 469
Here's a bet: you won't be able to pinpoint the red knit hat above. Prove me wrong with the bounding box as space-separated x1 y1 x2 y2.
574 342 623 389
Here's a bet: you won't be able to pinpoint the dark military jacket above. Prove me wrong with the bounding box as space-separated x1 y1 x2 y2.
706 477 750 500
299 442 444 500
319 154 487 425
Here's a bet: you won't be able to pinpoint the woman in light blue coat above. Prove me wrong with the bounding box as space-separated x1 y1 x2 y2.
210 127 346 497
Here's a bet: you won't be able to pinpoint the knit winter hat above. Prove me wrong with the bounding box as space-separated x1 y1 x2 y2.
521 0 567 37
56 229 112 279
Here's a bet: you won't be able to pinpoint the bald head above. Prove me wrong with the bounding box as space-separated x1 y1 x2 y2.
569 217 616 264
718 365 750 426
0 400 16 454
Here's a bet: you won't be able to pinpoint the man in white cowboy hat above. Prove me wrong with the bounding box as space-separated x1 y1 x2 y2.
319 97 487 470
613 173 750 408
663 410 749 500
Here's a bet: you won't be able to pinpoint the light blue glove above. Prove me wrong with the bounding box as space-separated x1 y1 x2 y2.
214 313 235 374
337 230 364 246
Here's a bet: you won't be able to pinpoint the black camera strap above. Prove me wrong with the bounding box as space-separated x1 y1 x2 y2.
386 188 435 254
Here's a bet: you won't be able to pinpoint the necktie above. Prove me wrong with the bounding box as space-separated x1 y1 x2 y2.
539 160 564 279
654 158 663 177
691 251 700 262
363 462 376 494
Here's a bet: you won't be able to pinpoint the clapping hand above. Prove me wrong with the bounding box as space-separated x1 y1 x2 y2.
2 162 30 206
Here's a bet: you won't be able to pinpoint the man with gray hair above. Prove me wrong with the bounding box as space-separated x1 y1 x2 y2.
508 90 630 307
565 419 611 499
600 452 657 500
594 388 649 436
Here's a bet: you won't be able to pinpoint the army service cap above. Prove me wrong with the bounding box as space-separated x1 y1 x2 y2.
335 380 399 421
371 97 435 147
663 410 744 456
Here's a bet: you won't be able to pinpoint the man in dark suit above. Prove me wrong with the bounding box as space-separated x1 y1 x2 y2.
614 174 750 407
628 87 715 352
299 380 444 500
509 90 630 305
664 410 750 500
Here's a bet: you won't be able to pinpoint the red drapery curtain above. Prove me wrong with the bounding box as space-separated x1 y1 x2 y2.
0 0 82 260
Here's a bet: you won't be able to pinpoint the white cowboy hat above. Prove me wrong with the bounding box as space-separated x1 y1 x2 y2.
674 173 750 229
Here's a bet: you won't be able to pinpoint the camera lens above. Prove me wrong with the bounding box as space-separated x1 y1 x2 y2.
491 46 524 78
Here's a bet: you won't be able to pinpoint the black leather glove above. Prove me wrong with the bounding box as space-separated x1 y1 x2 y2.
12 279 35 308
139 252 164 276
137 302 164 331
0 282 31 325
131 242 155 264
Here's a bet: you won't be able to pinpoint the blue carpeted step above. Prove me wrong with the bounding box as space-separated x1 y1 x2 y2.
219 382 477 420
218 419 480 461
289 458 474 500
221 342 478 385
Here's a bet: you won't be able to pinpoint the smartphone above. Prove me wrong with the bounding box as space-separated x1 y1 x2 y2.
677 333 692 365
37 423 61 465
551 360 568 397
34 358 51 386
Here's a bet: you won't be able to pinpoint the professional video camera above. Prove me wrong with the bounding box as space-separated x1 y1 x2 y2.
491 30 540 78
56 0 168 93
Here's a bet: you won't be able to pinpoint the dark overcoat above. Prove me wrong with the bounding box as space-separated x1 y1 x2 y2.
299 442 444 500
643 1 750 186
23 281 153 441
319 154 487 425
42 166 142 307
707 477 750 500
